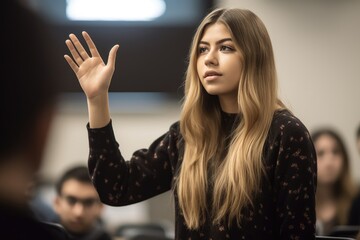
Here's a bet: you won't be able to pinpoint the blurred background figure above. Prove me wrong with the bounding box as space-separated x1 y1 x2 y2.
357 125 360 155
312 129 358 235
27 175 59 222
0 0 67 239
53 165 112 240
348 124 360 226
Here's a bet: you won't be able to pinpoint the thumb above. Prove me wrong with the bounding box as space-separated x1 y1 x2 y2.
107 44 119 69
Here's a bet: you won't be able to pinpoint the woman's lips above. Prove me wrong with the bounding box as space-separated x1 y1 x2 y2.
204 70 222 81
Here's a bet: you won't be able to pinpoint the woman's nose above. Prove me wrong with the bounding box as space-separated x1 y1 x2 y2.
204 49 218 66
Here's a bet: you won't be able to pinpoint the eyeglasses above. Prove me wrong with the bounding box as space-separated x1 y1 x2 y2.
61 195 100 208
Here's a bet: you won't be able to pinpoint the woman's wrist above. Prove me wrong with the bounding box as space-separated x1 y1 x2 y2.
87 93 111 128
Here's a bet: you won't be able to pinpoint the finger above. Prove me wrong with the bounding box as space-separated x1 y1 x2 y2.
107 44 120 69
69 33 90 60
65 39 84 66
82 31 101 58
64 54 79 73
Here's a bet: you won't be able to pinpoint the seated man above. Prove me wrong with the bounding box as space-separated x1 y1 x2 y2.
53 166 112 240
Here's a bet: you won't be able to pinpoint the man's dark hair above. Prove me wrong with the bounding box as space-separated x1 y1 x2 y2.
55 166 92 195
356 124 360 139
0 0 60 160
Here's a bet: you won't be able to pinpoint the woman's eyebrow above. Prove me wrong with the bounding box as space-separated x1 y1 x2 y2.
199 38 233 45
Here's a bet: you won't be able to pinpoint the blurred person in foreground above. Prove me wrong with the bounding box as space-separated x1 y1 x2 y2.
312 129 358 235
53 166 112 240
0 0 68 239
348 124 360 226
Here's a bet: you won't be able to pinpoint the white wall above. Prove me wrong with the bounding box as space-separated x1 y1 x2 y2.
217 0 360 181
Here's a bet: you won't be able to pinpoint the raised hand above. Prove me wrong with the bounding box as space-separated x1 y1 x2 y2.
64 31 119 100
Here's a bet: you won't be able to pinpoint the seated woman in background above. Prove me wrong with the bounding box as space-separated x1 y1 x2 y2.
312 129 358 235
347 124 360 226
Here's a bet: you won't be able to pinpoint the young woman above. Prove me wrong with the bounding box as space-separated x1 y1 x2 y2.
312 129 357 235
65 8 317 239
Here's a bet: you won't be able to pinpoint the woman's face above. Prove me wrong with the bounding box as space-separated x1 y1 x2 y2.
196 22 242 100
315 134 345 186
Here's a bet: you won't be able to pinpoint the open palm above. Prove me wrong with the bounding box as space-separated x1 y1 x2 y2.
64 31 119 99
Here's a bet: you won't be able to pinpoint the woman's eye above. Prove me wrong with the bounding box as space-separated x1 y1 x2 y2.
317 150 325 158
220 45 234 51
332 148 341 156
198 47 207 54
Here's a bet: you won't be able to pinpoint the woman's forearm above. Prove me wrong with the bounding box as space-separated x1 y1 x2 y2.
87 93 111 128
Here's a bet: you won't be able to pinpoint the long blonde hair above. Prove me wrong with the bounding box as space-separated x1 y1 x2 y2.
177 8 285 229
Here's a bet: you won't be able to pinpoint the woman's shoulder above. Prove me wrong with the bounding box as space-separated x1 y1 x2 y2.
273 109 304 126
169 121 180 135
270 109 312 141
169 121 180 130
167 121 183 145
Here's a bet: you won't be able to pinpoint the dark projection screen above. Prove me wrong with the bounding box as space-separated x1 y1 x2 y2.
25 0 214 93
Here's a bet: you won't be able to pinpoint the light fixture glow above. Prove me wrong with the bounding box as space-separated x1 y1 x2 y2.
66 0 166 21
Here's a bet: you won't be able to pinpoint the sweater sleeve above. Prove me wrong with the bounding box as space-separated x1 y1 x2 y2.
87 120 179 206
273 117 317 240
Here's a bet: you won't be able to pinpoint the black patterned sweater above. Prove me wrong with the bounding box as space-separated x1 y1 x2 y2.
87 110 317 240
